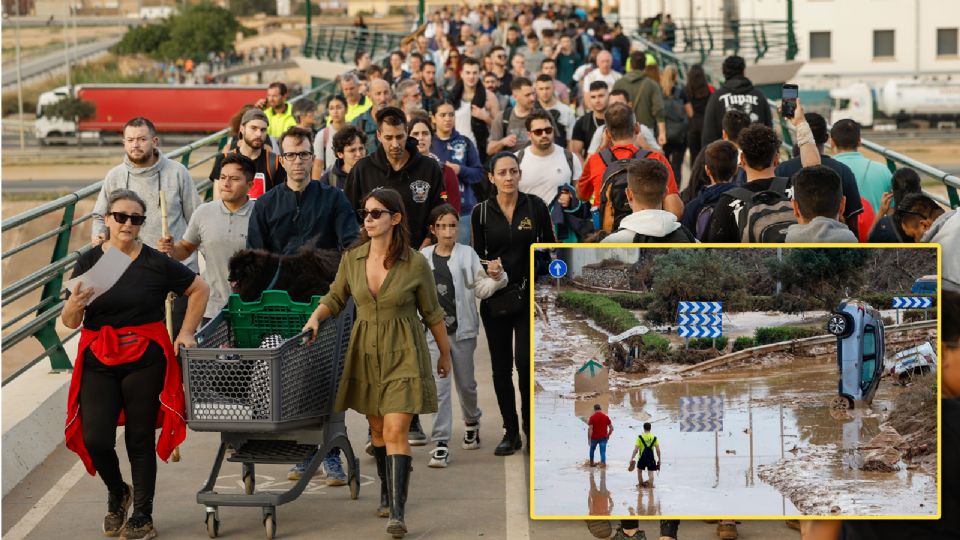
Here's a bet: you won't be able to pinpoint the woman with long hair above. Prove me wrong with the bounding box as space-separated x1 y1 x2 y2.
471 152 555 456
63 189 209 540
684 64 713 163
304 188 452 538
660 64 689 184
313 94 348 179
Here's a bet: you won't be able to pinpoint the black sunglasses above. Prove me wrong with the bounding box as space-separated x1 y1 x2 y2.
358 208 394 220
110 212 146 226
531 126 554 137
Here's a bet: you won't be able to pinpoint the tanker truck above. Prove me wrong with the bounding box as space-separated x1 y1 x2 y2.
35 84 268 145
829 79 960 128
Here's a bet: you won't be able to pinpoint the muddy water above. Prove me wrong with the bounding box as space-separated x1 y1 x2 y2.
533 298 937 517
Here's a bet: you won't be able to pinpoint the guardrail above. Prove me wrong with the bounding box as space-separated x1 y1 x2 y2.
0 27 401 386
303 26 407 64
635 18 796 65
631 31 960 209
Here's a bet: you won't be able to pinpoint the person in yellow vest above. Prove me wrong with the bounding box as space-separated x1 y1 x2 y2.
256 81 297 139
628 422 661 488
340 72 373 123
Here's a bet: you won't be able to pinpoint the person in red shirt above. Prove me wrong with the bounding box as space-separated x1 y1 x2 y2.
587 404 614 467
577 102 683 231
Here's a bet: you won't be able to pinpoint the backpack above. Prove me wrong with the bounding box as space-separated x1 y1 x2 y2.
620 226 695 243
598 147 651 232
725 177 796 243
516 146 577 183
663 86 689 144
695 203 717 240
222 146 279 187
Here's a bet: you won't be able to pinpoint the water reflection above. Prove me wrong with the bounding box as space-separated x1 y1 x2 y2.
588 468 614 516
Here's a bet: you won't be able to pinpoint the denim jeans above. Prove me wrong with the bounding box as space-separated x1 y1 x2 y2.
589 438 608 464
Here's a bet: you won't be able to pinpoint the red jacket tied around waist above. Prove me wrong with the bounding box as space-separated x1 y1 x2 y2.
65 320 186 475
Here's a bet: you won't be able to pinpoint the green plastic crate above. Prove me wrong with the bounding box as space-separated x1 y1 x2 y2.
225 290 322 349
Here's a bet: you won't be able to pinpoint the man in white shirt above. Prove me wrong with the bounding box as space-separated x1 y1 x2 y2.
516 110 583 205
581 51 621 106
534 74 576 150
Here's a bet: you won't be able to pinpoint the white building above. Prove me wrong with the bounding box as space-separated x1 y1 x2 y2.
619 0 960 88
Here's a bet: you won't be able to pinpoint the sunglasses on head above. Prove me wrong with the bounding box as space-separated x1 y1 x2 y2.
358 208 394 220
110 212 146 226
530 126 554 137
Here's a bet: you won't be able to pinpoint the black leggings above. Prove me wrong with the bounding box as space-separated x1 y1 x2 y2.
80 345 166 517
479 301 530 436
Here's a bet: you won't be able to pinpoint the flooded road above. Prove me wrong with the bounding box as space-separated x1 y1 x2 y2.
532 294 937 518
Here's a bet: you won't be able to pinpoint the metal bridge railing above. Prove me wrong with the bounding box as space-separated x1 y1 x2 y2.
631 30 960 209
635 18 795 65
1 26 404 384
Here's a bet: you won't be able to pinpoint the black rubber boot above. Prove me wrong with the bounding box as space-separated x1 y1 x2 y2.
386 454 412 538
373 445 389 518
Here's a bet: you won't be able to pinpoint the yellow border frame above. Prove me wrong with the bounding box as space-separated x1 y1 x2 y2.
527 242 943 521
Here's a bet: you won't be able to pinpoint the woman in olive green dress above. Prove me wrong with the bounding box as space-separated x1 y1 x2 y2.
304 187 452 539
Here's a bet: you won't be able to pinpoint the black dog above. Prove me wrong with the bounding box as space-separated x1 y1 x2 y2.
228 245 342 303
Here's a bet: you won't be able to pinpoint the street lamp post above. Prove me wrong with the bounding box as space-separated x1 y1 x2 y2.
15 0 26 149
62 0 72 89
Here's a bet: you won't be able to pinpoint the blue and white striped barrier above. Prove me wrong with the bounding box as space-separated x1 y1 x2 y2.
678 314 723 326
677 325 723 338
678 301 723 314
892 296 932 309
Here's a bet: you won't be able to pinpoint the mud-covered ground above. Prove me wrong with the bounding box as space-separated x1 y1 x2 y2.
532 290 938 518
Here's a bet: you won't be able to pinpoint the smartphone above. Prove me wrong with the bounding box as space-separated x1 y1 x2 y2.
782 84 799 118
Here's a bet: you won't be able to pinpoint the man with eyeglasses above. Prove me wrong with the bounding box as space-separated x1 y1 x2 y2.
516 110 581 206
92 116 199 338
246 126 359 486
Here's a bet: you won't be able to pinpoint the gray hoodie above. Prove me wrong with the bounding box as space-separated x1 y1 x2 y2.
924 210 959 291
92 148 200 271
784 216 858 243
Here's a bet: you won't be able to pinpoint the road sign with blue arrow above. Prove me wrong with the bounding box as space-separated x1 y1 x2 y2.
549 259 567 279
892 296 932 309
678 301 723 313
678 326 723 338
678 314 723 326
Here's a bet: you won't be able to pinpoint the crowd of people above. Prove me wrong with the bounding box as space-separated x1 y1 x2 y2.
59 3 958 540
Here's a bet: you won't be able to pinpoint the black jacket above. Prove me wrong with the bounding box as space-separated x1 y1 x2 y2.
319 159 349 190
345 138 446 247
471 192 556 293
701 75 773 148
247 180 360 255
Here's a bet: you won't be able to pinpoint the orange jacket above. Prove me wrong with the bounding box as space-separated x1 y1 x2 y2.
577 143 679 206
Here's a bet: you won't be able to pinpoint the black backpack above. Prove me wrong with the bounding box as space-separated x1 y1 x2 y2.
619 226 696 243
725 177 797 243
663 86 689 144
598 147 651 231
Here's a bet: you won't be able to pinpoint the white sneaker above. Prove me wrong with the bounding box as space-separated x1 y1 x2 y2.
462 422 480 450
428 444 449 468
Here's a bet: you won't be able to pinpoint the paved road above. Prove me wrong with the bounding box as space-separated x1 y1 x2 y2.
1 321 797 540
1 36 122 89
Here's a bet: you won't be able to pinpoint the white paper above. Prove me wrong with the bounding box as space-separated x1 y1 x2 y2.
64 246 135 303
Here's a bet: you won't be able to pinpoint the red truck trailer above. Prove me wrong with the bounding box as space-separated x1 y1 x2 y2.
36 84 268 143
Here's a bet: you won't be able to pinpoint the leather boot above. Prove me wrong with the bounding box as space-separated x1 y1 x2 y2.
373 445 389 518
386 454 412 538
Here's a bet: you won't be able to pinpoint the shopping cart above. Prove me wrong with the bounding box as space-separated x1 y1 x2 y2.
182 291 358 539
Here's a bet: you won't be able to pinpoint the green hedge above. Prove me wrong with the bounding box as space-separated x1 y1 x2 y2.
557 292 670 351
732 336 756 351
753 326 822 345
687 337 729 350
606 292 654 309
557 292 640 335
